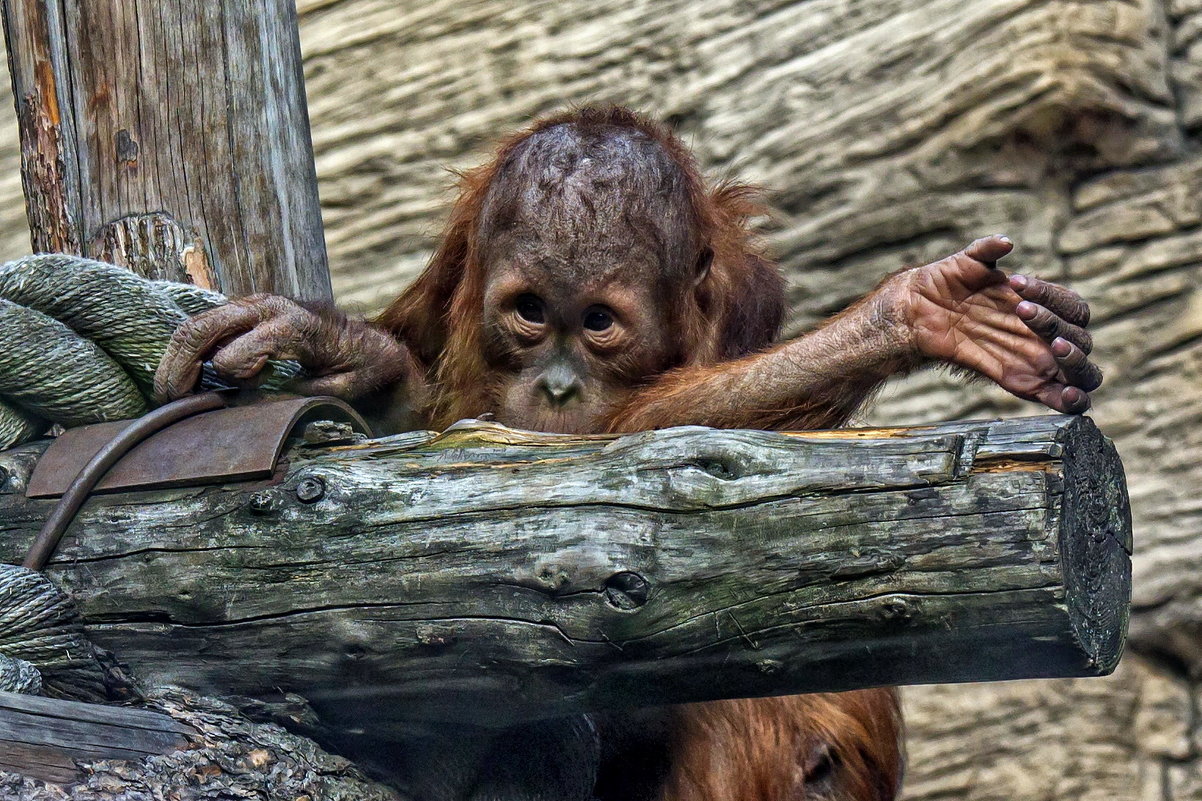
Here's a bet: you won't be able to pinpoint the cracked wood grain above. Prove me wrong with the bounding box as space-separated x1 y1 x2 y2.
0 0 330 299
0 690 192 784
0 416 1130 738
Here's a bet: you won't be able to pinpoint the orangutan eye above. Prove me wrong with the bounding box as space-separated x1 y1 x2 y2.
515 294 545 324
583 307 614 332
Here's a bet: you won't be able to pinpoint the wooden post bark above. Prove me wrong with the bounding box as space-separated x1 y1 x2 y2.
0 415 1131 738
0 0 331 299
0 690 191 784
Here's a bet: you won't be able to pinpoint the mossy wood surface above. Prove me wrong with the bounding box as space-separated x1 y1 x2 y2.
0 416 1130 735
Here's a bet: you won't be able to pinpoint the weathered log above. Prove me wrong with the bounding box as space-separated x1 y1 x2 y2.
0 415 1130 736
0 687 403 797
0 0 330 299
0 690 190 784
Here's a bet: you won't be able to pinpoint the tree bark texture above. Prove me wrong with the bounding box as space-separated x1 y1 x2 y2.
0 0 330 299
0 690 189 784
0 415 1130 737
0 687 402 799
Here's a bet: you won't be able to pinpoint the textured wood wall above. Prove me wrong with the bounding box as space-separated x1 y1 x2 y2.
0 0 1199 796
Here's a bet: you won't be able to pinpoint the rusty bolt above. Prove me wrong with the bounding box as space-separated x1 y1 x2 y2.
295 476 326 503
604 571 650 610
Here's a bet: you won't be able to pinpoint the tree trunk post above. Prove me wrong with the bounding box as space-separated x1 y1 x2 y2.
0 0 330 299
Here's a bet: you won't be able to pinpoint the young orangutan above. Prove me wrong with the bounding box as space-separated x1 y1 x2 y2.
155 106 1099 801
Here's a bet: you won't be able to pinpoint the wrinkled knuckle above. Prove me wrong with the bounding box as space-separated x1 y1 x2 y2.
269 296 303 315
1032 307 1058 332
173 319 212 350
237 293 292 319
1078 328 1094 354
1028 278 1051 302
291 308 323 335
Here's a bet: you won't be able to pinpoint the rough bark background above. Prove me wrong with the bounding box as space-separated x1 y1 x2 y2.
0 0 1196 797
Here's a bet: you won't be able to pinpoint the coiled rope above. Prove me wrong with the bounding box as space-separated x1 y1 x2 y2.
0 254 300 449
0 563 108 700
0 254 304 698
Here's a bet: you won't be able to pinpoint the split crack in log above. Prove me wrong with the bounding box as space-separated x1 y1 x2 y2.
0 413 1130 737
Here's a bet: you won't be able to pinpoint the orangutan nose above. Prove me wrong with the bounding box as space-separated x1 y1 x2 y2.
537 361 581 406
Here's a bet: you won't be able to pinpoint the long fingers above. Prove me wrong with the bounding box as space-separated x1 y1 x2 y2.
1015 300 1093 354
210 316 313 379
1010 274 1090 326
1051 337 1103 392
154 304 263 402
1013 298 1102 410
1005 271 1101 407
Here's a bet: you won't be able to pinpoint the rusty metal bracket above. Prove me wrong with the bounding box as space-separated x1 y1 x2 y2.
26 396 370 499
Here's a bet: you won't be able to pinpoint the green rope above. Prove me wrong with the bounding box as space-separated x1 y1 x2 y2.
0 652 41 694
150 279 227 315
0 564 106 700
0 254 308 448
0 256 188 397
0 400 47 451
0 298 148 425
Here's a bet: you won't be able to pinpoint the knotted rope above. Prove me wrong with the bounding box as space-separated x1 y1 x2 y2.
0 254 303 698
0 563 107 700
0 254 300 450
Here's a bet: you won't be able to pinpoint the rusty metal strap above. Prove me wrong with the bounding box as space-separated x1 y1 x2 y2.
22 394 370 570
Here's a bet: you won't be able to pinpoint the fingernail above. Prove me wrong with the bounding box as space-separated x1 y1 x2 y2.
1010 274 1028 290
1016 301 1036 318
996 234 1012 245
1051 337 1070 356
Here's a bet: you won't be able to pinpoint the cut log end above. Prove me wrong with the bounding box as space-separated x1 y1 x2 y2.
1058 415 1133 676
0 414 1134 729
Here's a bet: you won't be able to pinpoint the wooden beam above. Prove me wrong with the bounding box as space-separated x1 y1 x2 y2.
0 0 331 299
0 415 1131 737
0 690 191 784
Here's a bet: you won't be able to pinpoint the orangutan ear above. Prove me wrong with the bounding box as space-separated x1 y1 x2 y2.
695 183 785 359
711 252 786 359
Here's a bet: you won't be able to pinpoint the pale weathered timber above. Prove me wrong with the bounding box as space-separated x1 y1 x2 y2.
0 415 1129 736
0 0 330 299
0 690 191 784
